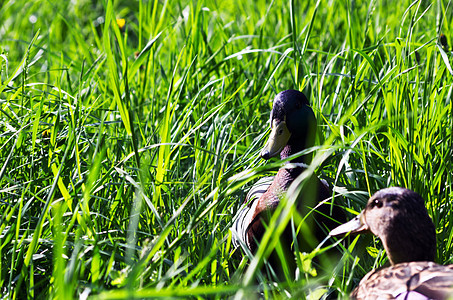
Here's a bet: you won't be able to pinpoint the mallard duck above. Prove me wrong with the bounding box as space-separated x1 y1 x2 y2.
330 187 453 299
231 90 344 257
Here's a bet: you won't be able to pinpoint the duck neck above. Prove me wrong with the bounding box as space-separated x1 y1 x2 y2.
383 216 436 265
279 136 313 164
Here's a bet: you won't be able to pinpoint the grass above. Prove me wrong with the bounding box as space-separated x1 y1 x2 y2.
0 0 452 298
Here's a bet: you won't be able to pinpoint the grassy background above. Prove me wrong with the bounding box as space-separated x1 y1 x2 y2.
0 0 452 298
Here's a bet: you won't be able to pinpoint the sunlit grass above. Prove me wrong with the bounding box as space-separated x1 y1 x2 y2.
0 0 452 298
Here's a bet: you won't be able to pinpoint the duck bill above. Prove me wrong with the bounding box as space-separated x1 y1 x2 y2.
260 120 291 160
329 213 369 236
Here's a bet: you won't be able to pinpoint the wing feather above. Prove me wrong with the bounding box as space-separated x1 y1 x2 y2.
352 261 453 300
231 176 274 250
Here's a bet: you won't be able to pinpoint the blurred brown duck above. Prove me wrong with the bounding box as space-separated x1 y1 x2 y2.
330 187 453 299
230 90 344 258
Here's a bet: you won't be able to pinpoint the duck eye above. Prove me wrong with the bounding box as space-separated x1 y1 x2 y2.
373 199 383 208
278 129 284 135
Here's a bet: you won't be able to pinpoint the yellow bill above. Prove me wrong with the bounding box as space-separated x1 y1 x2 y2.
260 118 291 159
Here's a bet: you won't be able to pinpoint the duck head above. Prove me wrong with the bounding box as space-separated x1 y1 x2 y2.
330 187 436 265
260 90 317 163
